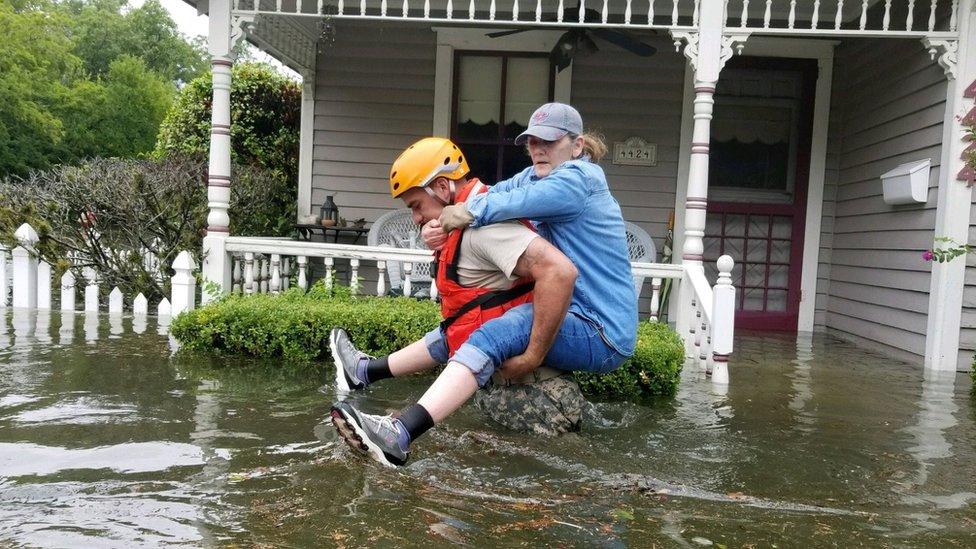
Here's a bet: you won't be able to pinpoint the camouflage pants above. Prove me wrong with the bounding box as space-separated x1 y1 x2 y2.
473 366 588 436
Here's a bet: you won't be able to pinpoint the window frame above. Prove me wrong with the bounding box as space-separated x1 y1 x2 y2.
450 50 555 184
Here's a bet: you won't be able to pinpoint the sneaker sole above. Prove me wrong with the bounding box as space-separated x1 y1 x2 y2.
329 329 352 393
330 406 398 468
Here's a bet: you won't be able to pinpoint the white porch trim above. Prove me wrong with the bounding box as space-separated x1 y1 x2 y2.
924 0 975 372
431 27 573 137
297 70 316 220
671 36 836 331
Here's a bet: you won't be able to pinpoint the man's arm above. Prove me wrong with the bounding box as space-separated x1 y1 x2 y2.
503 237 577 378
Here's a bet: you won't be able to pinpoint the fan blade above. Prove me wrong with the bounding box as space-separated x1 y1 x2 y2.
589 28 657 56
487 29 532 38
549 30 579 73
578 33 599 56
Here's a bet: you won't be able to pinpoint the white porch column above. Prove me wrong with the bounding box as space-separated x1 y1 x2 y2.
671 1 726 342
297 70 316 220
201 0 235 304
924 0 976 371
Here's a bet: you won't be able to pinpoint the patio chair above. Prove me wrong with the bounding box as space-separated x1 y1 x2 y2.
624 221 656 297
367 208 434 296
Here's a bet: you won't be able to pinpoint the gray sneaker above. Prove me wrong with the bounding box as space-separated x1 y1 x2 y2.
330 402 409 467
329 328 371 392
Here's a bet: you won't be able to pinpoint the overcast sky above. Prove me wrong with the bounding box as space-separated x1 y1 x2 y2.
128 0 297 77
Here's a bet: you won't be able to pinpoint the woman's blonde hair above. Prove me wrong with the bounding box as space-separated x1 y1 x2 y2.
578 131 608 163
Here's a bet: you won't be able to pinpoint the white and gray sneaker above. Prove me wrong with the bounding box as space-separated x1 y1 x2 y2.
330 402 409 467
329 328 372 392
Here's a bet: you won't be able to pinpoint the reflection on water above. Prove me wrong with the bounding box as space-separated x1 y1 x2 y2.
0 311 974 546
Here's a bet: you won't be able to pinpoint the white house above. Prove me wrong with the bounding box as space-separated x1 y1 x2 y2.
185 0 976 372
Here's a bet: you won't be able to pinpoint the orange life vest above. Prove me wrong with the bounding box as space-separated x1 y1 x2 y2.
436 179 535 355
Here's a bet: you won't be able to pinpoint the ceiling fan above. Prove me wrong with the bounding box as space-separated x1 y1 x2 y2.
487 6 657 72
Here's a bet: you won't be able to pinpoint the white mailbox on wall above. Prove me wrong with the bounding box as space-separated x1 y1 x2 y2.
880 159 930 205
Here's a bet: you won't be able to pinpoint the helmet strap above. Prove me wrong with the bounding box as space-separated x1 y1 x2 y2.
423 178 453 206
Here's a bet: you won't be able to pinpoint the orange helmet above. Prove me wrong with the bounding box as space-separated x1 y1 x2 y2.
389 137 470 198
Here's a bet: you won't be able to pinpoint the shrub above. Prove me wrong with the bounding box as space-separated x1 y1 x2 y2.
170 283 441 374
574 321 685 400
1 155 297 304
171 285 684 399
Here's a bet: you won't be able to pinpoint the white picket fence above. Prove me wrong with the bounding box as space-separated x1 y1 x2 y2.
0 223 194 319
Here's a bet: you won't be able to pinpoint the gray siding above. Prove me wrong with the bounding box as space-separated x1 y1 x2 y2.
311 22 436 222
819 38 945 357
570 34 685 264
960 214 976 370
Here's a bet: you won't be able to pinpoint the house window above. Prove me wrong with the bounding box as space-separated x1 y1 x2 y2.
451 52 554 184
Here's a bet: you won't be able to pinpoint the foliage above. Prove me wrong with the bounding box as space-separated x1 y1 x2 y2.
0 156 207 301
0 0 207 175
0 1 79 174
924 237 973 263
0 155 293 303
930 124 976 263
574 321 685 400
58 55 174 159
155 62 302 178
170 284 442 373
170 287 685 399
57 0 208 84
155 62 300 235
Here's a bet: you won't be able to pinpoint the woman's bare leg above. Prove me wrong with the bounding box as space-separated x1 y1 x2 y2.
388 339 441 377
416 362 479 422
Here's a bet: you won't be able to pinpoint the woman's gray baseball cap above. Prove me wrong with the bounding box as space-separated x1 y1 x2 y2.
515 103 583 145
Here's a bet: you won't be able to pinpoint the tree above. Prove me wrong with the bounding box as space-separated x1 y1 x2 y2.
58 0 208 84
0 1 80 174
59 55 174 159
0 0 207 175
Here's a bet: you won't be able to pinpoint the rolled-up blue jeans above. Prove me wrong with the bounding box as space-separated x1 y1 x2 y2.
422 303 627 387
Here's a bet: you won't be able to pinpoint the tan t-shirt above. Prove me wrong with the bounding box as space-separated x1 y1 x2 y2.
455 221 539 290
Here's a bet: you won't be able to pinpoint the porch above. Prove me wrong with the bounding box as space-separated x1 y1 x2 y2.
194 0 976 371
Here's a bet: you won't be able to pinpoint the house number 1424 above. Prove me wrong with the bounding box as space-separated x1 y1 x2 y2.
612 137 657 167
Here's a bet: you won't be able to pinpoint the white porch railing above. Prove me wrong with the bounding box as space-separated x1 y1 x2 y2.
224 236 736 383
231 0 959 37
2 225 736 383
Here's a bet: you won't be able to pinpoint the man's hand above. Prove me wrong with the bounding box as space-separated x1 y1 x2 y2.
421 219 448 251
439 202 474 232
500 352 544 380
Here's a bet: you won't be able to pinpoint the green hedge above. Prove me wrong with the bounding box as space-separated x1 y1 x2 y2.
171 283 684 398
575 321 685 400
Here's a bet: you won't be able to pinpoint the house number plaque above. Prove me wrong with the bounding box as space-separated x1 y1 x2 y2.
612 137 657 166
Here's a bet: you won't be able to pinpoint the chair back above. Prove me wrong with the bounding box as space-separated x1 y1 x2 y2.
367 209 434 293
624 221 656 297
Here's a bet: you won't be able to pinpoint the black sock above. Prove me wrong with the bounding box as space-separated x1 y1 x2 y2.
396 403 434 445
364 356 392 383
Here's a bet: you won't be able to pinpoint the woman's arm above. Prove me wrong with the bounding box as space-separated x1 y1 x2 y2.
465 165 590 228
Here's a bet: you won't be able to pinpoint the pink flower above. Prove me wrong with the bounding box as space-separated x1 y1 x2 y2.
922 250 935 262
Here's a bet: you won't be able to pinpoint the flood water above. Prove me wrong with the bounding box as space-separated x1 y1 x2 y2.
0 309 974 547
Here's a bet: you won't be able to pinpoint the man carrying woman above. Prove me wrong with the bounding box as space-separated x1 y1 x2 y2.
330 103 637 467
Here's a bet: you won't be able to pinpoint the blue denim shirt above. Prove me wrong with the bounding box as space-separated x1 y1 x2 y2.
465 160 638 356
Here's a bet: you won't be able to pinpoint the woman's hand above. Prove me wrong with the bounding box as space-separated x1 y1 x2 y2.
439 202 474 232
421 219 448 251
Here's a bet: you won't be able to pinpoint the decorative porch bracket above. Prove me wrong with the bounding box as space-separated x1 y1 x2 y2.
922 37 959 79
